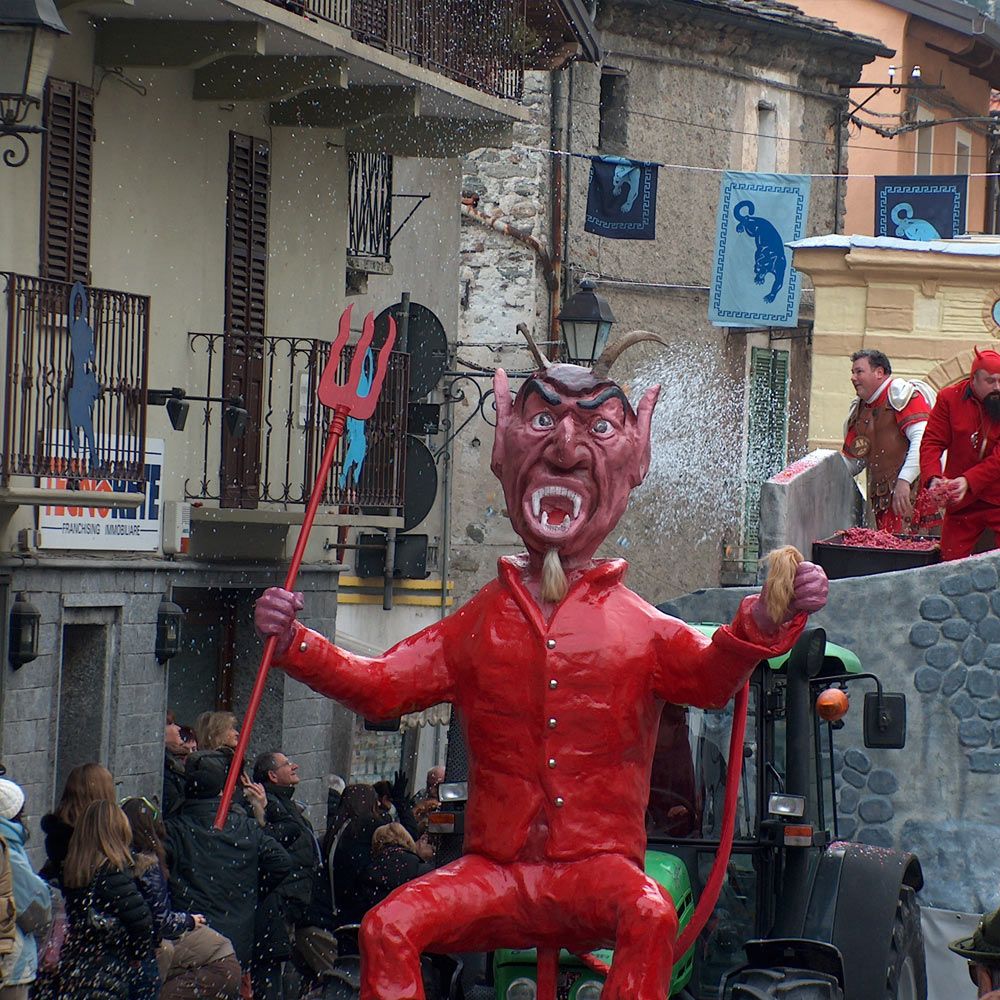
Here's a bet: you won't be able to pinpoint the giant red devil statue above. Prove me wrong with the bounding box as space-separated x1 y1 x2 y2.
254 332 828 1000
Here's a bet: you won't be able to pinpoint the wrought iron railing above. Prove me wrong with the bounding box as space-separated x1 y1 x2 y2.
1 272 150 486
184 332 409 509
269 0 524 101
348 152 393 262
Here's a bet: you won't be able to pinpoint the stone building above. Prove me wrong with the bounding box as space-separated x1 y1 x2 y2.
0 0 596 847
453 0 888 606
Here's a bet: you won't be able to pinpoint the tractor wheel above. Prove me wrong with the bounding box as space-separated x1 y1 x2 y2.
725 967 844 999
886 886 926 1000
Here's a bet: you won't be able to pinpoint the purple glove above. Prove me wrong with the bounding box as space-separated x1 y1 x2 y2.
254 587 304 656
751 561 829 634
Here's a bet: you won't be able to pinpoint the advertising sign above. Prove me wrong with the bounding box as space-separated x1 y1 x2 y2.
37 438 164 552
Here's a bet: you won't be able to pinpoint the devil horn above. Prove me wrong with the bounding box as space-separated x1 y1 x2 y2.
516 323 551 370
592 329 667 379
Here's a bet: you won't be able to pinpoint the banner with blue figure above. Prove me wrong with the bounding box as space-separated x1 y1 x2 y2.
584 156 658 240
874 174 967 240
709 171 811 329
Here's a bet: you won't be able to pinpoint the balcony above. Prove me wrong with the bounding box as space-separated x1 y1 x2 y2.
1 273 150 504
183 331 409 527
269 0 524 101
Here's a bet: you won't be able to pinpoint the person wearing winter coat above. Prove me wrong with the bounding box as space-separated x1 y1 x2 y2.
39 762 116 883
59 800 156 1000
165 750 292 971
251 751 336 998
356 823 432 915
0 779 51 1000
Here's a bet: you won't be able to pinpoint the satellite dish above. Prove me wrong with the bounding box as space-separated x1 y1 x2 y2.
374 300 448 400
400 434 438 531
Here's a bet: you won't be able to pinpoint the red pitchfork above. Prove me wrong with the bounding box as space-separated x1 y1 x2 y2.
215 305 397 829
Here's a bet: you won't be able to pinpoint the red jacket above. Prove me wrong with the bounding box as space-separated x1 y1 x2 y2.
279 556 805 868
920 379 1000 510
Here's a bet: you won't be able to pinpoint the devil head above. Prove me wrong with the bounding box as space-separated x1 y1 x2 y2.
491 332 663 577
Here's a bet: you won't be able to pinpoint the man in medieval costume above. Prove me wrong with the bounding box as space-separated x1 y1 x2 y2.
255 330 828 1000
842 348 934 533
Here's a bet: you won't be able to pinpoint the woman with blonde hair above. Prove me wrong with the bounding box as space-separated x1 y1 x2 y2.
40 762 115 882
59 800 155 1000
192 712 266 824
357 822 431 914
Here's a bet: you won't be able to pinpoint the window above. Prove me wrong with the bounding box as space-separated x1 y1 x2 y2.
598 68 628 151
40 79 94 284
348 151 393 262
914 106 935 175
956 128 972 176
756 102 777 173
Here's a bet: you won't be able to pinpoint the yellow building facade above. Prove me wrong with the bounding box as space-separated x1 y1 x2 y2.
791 235 1000 451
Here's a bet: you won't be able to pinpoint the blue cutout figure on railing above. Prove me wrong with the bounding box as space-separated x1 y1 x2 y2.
891 202 941 241
66 282 101 471
733 199 787 304
612 162 640 214
338 347 375 489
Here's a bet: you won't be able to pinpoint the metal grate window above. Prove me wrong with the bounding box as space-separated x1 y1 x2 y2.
40 79 94 285
348 151 393 263
743 346 789 570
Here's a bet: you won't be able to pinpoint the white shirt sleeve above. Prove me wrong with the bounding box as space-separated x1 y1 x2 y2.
841 452 865 476
898 420 926 484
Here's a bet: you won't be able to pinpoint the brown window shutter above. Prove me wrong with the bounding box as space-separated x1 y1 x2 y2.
40 78 94 284
222 132 269 508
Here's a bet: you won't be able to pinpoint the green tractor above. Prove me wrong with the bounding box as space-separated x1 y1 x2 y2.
436 627 925 1000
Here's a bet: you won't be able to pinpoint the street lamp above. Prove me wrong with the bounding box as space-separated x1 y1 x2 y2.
8 592 41 670
147 387 250 437
155 595 184 664
0 0 69 168
557 279 615 367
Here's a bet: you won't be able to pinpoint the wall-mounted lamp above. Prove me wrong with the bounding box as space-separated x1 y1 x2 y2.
556 279 615 367
0 0 69 168
911 65 921 80
8 592 40 669
155 595 184 663
147 387 249 437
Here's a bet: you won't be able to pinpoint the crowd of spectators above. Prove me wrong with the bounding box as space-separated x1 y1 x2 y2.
0 711 444 1000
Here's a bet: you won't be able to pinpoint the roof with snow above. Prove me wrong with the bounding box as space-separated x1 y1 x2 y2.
788 234 1000 257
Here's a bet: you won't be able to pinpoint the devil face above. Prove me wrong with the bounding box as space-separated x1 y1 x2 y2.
492 365 660 570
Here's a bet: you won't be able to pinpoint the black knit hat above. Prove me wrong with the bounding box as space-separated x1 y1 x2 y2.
184 750 229 799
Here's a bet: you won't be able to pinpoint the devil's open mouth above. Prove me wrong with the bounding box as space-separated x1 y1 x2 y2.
530 486 583 534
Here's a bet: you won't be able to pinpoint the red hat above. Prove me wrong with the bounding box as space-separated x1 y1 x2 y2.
973 347 1000 376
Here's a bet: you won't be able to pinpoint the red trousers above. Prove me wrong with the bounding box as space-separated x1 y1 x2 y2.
940 503 1000 561
360 853 677 1000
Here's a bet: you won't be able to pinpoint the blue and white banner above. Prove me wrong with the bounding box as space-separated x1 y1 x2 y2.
709 171 811 329
875 174 967 240
584 156 658 240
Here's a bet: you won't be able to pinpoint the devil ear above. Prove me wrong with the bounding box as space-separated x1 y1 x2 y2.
630 384 661 486
491 369 513 478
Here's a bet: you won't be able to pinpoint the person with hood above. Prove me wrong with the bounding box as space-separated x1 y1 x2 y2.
39 762 116 883
0 779 50 1000
165 750 292 982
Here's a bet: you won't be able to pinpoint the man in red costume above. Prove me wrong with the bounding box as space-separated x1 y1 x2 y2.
842 349 933 532
920 347 1000 561
255 347 828 1000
